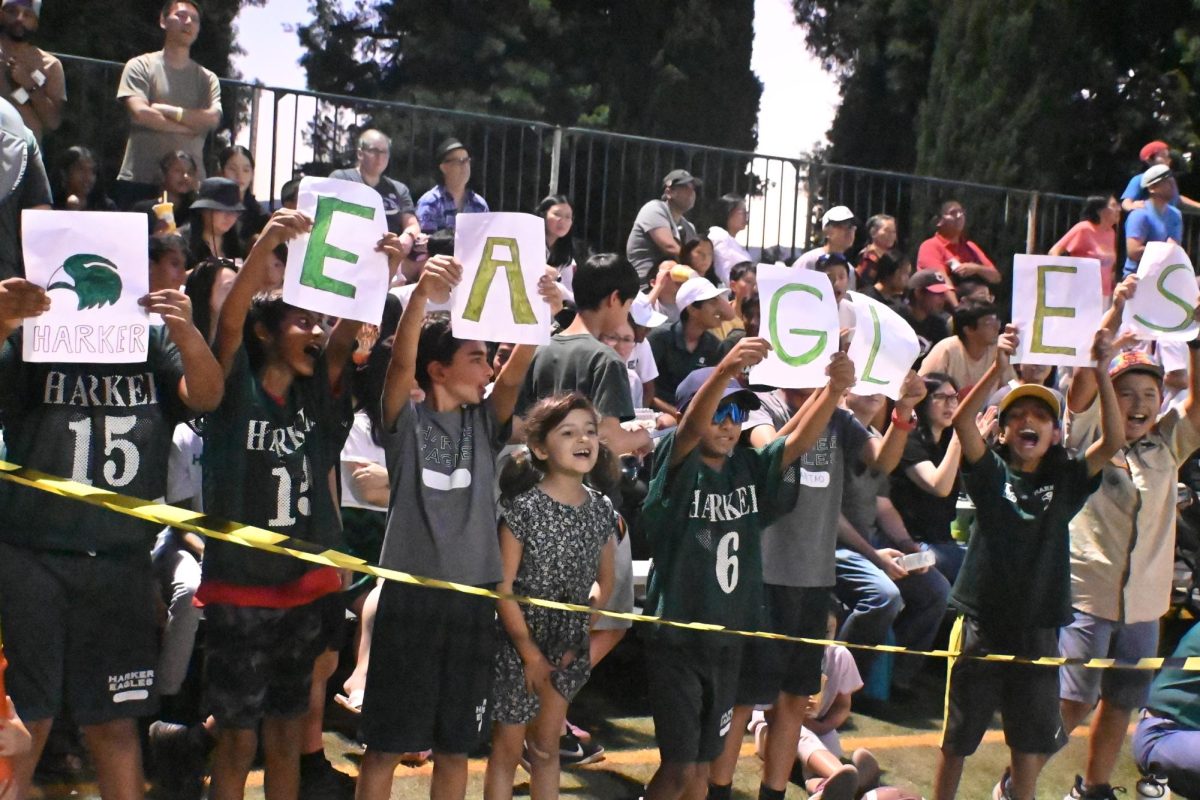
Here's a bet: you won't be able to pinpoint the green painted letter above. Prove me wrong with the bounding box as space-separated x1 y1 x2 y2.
1032 265 1077 356
463 237 537 324
300 195 373 298
768 283 828 366
1132 263 1196 333
860 303 888 385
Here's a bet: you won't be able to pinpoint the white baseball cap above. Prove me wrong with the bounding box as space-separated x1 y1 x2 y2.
676 277 731 310
821 205 857 226
1141 163 1173 189
630 293 669 328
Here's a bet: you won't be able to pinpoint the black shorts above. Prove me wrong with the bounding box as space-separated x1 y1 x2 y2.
203 597 331 729
0 542 159 725
941 615 1067 757
645 642 742 763
736 584 830 705
359 581 497 755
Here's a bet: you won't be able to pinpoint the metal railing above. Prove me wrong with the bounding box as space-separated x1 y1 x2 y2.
48 52 1200 287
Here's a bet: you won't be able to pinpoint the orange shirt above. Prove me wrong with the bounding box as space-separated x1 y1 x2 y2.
1052 220 1117 296
916 232 994 279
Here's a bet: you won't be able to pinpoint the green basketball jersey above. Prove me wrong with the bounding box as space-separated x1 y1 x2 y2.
642 431 788 652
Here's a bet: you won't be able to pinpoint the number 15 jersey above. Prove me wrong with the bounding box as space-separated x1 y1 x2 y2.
641 431 788 653
0 326 191 554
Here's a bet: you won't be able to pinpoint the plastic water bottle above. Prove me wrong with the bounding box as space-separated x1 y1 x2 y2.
1136 774 1171 799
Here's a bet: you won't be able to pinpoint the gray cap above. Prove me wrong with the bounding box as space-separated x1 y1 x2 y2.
663 169 703 189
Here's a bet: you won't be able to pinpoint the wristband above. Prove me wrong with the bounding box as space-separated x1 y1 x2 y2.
890 407 916 431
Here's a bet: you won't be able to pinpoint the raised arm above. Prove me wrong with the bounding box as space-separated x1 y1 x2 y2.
1084 329 1124 475
140 289 223 412
861 371 928 473
489 268 564 427
214 209 312 377
671 337 770 466
1069 276 1136 413
381 255 461 430
953 323 1016 464
1183 312 1200 430
779 352 857 467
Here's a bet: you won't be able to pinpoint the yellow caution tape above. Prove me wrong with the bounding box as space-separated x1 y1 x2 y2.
1 458 1197 671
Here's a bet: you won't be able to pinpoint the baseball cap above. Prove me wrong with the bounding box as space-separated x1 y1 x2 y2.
630 294 669 329
663 169 703 189
821 205 856 226
908 269 952 294
434 137 466 162
2 0 41 16
675 277 731 310
998 383 1062 423
1141 163 1172 189
1140 140 1170 163
190 178 244 212
674 367 762 412
1108 350 1164 383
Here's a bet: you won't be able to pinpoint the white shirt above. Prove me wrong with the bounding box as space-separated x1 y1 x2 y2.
708 225 753 285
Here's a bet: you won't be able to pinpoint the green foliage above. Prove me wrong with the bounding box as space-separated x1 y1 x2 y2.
794 0 1200 195
47 254 124 310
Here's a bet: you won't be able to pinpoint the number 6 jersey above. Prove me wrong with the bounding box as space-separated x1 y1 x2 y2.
641 431 788 652
0 327 191 554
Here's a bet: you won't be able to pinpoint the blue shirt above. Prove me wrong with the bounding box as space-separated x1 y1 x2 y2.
415 185 489 233
1120 173 1181 208
1123 202 1183 276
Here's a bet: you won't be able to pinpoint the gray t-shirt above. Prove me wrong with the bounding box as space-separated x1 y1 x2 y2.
746 394 869 586
117 52 221 183
841 427 886 542
519 333 635 421
328 168 415 234
379 400 509 584
0 103 51 280
625 199 698 281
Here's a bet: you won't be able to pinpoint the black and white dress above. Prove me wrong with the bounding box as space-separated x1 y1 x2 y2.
491 486 618 724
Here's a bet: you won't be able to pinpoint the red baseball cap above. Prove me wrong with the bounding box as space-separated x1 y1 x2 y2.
908 269 952 294
1140 140 1170 163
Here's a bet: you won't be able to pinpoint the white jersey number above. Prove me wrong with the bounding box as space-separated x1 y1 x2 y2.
715 531 740 594
67 415 141 488
268 458 312 527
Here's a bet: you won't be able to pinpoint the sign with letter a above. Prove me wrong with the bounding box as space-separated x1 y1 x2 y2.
22 210 150 364
284 176 390 325
1011 255 1103 366
451 212 550 345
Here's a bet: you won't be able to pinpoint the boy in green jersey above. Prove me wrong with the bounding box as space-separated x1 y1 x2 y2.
640 338 856 800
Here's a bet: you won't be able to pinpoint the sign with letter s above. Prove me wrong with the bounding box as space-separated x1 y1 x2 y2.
1011 255 1103 366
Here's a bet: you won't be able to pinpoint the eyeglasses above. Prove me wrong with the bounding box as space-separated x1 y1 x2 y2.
442 156 472 166
930 392 959 404
359 146 389 157
713 403 749 425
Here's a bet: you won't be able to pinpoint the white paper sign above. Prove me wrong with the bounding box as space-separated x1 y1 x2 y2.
846 291 920 399
284 177 389 324
749 265 839 388
1127 242 1200 341
1010 255 1104 366
21 210 150 363
451 212 550 345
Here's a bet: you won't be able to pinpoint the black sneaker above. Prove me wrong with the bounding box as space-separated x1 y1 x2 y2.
147 721 208 800
298 752 357 800
559 731 605 766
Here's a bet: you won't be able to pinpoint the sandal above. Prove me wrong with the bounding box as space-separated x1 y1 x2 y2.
334 689 364 714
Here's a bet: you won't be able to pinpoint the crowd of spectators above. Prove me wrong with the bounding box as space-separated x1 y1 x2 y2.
1 2 1200 800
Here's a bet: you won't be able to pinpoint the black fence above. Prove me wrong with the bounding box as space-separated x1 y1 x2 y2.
45 53 1200 282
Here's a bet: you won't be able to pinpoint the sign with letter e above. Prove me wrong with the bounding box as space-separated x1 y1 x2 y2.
284 176 389 325
451 212 550 345
1011 255 1103 366
22 210 150 364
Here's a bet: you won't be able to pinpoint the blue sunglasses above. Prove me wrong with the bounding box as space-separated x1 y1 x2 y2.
713 403 749 425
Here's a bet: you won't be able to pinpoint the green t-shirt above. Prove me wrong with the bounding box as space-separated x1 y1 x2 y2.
201 347 351 587
0 326 190 553
641 431 788 651
1147 623 1200 728
953 448 1099 629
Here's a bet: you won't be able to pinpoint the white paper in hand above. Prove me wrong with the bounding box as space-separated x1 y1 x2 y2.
846 291 920 400
451 212 550 346
749 265 839 389
1126 241 1200 341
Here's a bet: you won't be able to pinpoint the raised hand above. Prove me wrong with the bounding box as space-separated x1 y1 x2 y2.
138 289 195 332
896 370 927 412
0 278 50 323
718 336 772 375
827 351 857 393
416 255 463 304
258 209 313 251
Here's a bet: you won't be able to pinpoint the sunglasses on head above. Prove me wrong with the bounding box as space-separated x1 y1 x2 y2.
713 403 749 425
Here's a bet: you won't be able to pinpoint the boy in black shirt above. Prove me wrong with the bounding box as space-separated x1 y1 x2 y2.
934 324 1122 800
